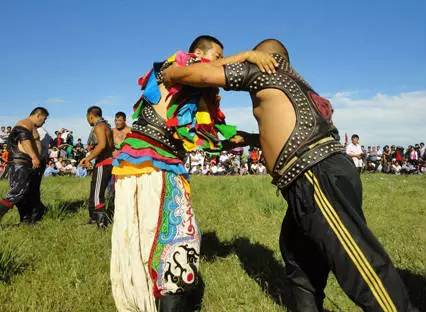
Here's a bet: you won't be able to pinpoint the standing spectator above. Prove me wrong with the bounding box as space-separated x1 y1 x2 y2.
0 126 7 144
409 146 419 165
420 142 425 159
376 145 382 159
381 145 391 173
52 131 63 148
346 134 363 173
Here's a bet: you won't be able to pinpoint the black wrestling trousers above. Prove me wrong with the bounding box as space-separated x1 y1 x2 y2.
6 163 46 223
88 164 112 220
279 153 416 312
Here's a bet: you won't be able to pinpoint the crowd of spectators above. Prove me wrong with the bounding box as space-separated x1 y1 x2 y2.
186 147 267 176
346 134 426 175
2 125 425 179
0 126 91 179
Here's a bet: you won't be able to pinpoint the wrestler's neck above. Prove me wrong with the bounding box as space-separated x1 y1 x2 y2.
114 125 128 132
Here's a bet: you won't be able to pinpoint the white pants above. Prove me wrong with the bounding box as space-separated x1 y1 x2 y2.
111 171 200 312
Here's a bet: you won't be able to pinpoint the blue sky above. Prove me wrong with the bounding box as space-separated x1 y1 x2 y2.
1 0 425 145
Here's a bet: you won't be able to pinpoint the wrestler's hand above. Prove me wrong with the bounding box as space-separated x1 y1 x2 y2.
245 51 278 74
79 158 90 168
32 157 40 169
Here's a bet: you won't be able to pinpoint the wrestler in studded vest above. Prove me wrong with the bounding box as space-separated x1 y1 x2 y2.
223 53 345 189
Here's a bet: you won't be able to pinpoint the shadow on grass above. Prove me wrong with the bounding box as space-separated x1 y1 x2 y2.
398 269 426 311
45 199 86 220
201 232 293 309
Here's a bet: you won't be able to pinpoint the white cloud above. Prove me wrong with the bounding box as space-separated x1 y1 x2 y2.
222 90 426 147
92 96 119 106
44 97 66 105
330 90 426 146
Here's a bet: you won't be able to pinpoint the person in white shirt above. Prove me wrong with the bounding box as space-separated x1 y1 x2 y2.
391 159 402 175
345 134 363 173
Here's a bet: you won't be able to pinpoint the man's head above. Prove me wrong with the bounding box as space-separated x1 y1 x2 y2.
114 112 127 130
351 134 359 145
29 107 49 128
6 126 11 133
86 106 103 126
1 126 5 132
189 35 224 61
253 39 289 62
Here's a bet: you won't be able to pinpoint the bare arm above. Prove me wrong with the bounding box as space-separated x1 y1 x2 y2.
20 139 39 160
163 62 226 88
162 50 278 88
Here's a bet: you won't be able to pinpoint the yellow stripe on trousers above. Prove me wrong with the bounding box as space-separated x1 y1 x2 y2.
304 170 397 312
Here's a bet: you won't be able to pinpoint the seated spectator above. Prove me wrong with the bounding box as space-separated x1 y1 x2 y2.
75 165 88 177
391 159 402 175
401 160 416 174
257 163 267 175
44 161 59 177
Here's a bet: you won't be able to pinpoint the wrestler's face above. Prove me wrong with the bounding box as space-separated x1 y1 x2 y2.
114 116 126 130
196 43 223 61
87 113 95 126
34 113 48 127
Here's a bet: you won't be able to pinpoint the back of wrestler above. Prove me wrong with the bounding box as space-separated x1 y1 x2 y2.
0 107 49 223
79 106 114 227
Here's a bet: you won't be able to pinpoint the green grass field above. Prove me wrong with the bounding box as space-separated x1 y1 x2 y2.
0 174 425 312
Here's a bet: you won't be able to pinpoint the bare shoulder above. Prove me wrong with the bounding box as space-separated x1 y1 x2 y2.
16 119 34 131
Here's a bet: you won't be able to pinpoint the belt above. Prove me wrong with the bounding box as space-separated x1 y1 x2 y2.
272 136 344 189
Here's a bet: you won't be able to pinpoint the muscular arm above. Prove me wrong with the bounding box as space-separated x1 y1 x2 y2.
85 125 107 162
20 139 39 160
163 62 226 88
163 50 277 88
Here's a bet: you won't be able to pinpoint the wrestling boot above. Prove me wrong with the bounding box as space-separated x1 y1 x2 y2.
94 209 109 229
0 199 13 222
32 203 47 223
158 294 188 312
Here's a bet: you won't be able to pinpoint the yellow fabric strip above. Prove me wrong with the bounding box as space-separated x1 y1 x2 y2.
113 161 157 176
195 111 212 124
305 171 396 312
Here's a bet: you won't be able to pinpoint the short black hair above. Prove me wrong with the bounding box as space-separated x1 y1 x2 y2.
87 106 102 117
30 107 49 117
115 111 126 119
188 35 223 53
253 39 289 62
351 134 359 140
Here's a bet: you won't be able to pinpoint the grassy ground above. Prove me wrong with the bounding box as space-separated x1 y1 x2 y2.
0 174 425 312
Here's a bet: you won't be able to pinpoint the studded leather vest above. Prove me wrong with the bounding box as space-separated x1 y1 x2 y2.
7 126 33 165
223 54 344 189
132 100 186 160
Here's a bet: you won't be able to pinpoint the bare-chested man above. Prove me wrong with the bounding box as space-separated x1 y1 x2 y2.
0 107 49 224
163 39 416 312
80 106 114 228
112 112 131 147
